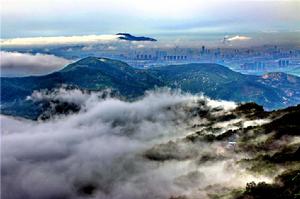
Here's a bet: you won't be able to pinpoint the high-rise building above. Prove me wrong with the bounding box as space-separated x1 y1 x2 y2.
201 46 205 55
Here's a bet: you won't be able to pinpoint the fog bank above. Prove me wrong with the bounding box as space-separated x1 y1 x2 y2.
2 89 270 199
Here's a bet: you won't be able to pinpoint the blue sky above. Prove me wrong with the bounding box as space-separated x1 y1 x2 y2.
1 0 300 38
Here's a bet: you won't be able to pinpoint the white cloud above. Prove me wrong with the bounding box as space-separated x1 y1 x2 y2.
226 35 252 42
2 88 273 199
0 35 120 47
0 51 71 76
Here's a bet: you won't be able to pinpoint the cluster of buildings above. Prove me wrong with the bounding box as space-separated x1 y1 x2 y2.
136 54 187 61
116 45 300 73
233 46 300 74
51 43 300 74
240 59 291 71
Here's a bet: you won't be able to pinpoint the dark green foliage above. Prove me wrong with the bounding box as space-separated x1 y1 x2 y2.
235 104 300 154
264 107 300 138
38 100 81 120
143 141 193 161
234 103 266 119
186 129 236 143
261 146 300 163
76 184 97 196
236 170 300 199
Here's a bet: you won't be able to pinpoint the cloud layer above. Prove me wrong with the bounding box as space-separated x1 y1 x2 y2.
2 88 271 199
226 35 252 42
1 35 120 47
0 51 71 76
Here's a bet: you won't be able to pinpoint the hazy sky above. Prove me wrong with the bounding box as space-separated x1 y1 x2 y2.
1 0 300 38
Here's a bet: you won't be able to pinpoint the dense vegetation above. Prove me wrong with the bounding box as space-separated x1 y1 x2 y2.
1 57 300 119
143 102 300 199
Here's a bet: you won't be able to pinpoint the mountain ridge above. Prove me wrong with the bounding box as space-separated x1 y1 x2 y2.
1 56 300 119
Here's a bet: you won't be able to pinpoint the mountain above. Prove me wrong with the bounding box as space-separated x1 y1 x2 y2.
1 57 162 102
1 57 162 118
147 64 300 109
2 57 300 119
116 33 157 41
1 57 300 198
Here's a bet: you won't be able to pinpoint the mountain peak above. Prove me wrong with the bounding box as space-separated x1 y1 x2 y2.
60 57 131 72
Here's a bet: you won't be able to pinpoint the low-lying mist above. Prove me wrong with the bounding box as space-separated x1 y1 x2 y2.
1 88 270 199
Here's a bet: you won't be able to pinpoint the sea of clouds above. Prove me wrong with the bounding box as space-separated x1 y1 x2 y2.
1 88 270 199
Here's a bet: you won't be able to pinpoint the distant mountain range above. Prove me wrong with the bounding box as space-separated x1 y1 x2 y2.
1 57 300 119
148 64 300 109
116 33 157 41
